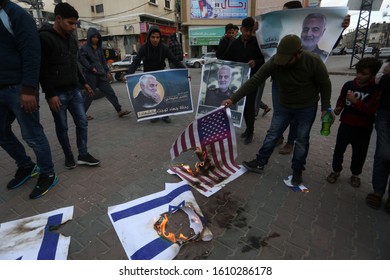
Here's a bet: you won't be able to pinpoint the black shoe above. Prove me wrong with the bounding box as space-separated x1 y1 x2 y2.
150 118 159 123
162 116 171 123
240 130 248 138
29 173 59 199
77 153 100 166
65 154 76 169
244 134 253 145
291 170 303 186
7 164 40 190
242 159 264 174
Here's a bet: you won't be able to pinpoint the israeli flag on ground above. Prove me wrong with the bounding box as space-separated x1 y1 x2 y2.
108 182 209 260
0 206 73 260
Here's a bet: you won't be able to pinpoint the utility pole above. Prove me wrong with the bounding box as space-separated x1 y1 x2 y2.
19 0 45 28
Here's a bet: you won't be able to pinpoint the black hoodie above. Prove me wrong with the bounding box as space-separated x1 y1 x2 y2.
39 23 85 99
78 28 109 76
127 25 184 74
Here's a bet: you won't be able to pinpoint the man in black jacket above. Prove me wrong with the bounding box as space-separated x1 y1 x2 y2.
79 27 130 119
222 17 265 144
39 2 99 169
127 25 185 123
0 0 58 199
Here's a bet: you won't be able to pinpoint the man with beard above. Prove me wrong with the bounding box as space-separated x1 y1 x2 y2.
205 65 237 110
134 74 162 109
300 13 328 61
223 34 332 186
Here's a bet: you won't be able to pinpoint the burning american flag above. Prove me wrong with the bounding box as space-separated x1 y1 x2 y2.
170 107 244 196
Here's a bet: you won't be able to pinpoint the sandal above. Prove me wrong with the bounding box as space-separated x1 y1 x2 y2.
365 192 383 209
326 172 340 184
118 110 131 117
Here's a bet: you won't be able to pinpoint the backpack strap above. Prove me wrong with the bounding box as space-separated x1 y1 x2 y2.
0 7 14 37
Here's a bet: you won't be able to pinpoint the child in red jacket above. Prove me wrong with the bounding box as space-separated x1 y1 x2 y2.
326 57 382 188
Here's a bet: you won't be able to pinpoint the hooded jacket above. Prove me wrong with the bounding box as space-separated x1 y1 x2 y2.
168 33 183 62
0 0 41 90
127 25 185 74
78 28 109 76
39 23 86 99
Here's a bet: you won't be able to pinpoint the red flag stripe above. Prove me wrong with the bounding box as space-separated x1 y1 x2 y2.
209 143 233 177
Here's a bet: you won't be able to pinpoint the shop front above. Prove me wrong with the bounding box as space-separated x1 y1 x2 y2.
188 26 225 57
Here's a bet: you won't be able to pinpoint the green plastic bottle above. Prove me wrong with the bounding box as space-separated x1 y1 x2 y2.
321 108 333 136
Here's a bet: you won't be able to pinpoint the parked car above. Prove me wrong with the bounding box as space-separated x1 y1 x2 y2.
185 52 217 68
379 47 390 58
364 47 373 54
111 54 143 69
331 47 345 55
345 48 353 54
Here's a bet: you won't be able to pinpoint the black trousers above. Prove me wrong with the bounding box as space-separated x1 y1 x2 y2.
332 122 373 175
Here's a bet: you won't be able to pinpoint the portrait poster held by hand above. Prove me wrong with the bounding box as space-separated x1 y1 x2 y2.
256 6 348 62
196 60 250 127
125 69 193 122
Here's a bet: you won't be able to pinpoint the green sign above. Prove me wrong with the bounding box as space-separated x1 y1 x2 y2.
189 26 225 46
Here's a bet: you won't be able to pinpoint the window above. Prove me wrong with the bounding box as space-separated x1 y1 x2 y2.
165 0 170 9
96 4 104 14
149 0 156 4
54 0 63 3
91 6 94 13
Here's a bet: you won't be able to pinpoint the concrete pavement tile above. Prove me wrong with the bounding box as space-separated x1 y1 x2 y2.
175 242 212 260
304 245 332 259
253 209 276 232
288 225 311 250
216 226 246 250
256 245 284 259
329 245 356 260
228 240 260 260
283 241 308 259
207 240 234 259
71 237 110 260
333 225 355 250
310 224 333 250
354 244 381 260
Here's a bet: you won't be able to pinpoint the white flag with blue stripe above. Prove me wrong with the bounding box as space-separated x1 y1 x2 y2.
0 206 73 260
108 182 210 260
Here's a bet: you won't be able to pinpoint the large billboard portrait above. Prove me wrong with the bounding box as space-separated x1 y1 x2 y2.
190 0 248 19
256 6 349 62
125 69 193 121
196 60 250 127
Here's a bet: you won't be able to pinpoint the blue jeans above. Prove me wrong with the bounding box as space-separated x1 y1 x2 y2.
50 89 88 157
0 85 54 174
256 103 318 171
272 81 298 144
372 109 390 195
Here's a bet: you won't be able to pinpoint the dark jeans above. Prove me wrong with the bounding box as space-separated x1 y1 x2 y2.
256 103 317 171
0 85 54 174
50 89 88 157
332 123 373 176
372 109 390 195
84 73 122 113
272 81 298 144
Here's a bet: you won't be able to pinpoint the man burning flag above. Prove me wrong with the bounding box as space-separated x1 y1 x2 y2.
170 107 245 196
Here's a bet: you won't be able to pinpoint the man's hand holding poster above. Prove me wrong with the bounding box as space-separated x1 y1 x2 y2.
196 60 250 127
256 6 349 62
125 69 193 121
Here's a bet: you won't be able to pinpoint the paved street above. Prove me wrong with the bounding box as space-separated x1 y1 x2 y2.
0 55 389 260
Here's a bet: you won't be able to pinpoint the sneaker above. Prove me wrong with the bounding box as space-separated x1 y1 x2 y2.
65 154 76 169
77 153 100 166
7 164 40 190
29 173 58 199
244 134 253 145
291 170 303 186
118 110 131 117
240 130 248 138
279 143 294 155
162 116 171 123
150 118 159 123
350 175 361 188
242 159 264 174
326 172 340 184
262 107 271 117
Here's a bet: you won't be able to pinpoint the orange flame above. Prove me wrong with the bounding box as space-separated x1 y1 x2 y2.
155 214 189 243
